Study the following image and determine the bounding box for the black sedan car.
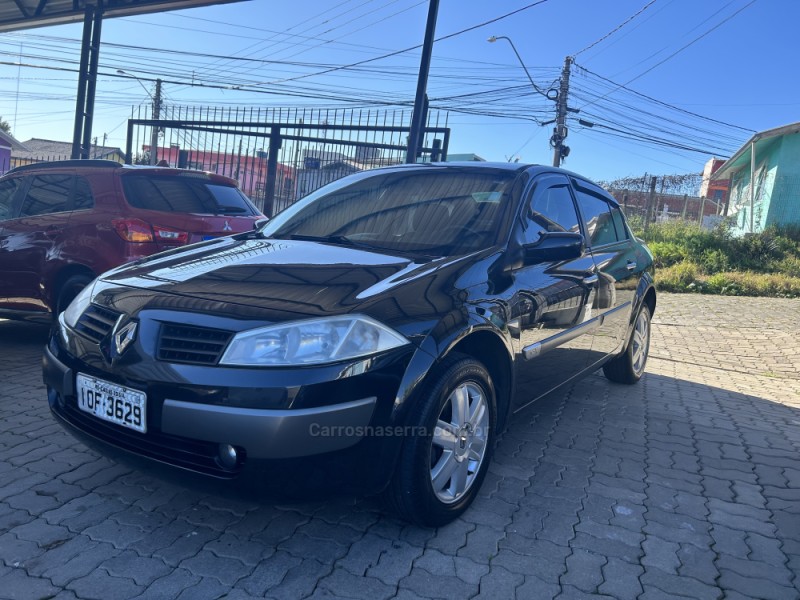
[44,162,655,526]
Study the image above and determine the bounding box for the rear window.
[121,175,256,216]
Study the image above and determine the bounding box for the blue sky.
[0,0,797,181]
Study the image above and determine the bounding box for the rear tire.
[386,354,496,527]
[603,304,651,384]
[55,274,93,317]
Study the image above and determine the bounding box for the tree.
[0,117,10,135]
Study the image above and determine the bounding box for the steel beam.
[71,5,94,159]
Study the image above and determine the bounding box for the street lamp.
[487,36,551,99]
[116,69,162,165]
[116,69,151,98]
[488,36,573,167]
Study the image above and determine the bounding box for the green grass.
[637,222,800,297]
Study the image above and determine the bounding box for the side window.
[575,189,617,247]
[20,174,72,218]
[74,176,95,210]
[525,184,580,243]
[610,207,628,241]
[0,178,22,222]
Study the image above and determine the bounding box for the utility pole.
[644,175,657,232]
[150,78,162,165]
[406,0,439,164]
[551,56,572,167]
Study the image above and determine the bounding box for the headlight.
[63,280,96,329]
[219,315,409,366]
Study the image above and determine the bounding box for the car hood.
[95,236,487,326]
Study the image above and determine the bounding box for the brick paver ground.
[1,292,799,599]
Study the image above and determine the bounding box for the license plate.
[202,235,218,241]
[76,373,147,433]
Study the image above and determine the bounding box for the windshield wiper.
[262,232,438,261]
[268,233,387,252]
[284,233,369,247]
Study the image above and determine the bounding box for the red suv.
[0,160,263,321]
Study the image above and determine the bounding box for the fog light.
[218,443,238,469]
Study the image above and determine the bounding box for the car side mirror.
[523,232,585,264]
[253,218,268,230]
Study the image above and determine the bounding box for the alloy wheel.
[631,308,650,376]
[429,381,490,504]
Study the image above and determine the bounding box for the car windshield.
[260,167,520,256]
[122,175,257,216]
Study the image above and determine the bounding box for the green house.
[712,122,800,234]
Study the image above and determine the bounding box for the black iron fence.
[125,106,451,216]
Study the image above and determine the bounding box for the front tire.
[387,355,496,527]
[603,303,651,384]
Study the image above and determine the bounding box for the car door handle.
[626,261,637,271]
[583,274,598,285]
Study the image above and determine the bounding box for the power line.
[580,0,678,63]
[623,0,756,86]
[575,0,757,111]
[607,0,737,78]
[573,0,659,57]
[271,1,428,63]
[249,0,553,87]
[573,63,754,133]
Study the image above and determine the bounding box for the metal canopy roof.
[711,121,800,181]
[0,0,247,32]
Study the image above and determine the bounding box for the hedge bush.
[636,222,800,297]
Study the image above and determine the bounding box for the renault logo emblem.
[113,320,138,355]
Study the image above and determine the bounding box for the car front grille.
[75,304,121,342]
[157,323,233,365]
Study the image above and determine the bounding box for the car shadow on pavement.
[3,314,799,520]
[2,315,800,598]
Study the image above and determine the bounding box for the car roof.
[366,162,612,197]
[370,161,600,183]
[5,160,239,187]
[387,161,532,173]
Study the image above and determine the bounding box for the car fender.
[621,271,656,349]
[369,309,514,484]
[388,307,514,432]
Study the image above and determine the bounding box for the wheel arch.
[443,328,514,432]
[618,273,656,355]
[642,285,656,318]
[633,270,656,319]
[49,263,96,312]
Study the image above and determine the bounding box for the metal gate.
[125,106,451,216]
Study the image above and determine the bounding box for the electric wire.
[575,0,758,111]
[573,0,659,57]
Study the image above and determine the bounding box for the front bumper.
[44,342,392,479]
